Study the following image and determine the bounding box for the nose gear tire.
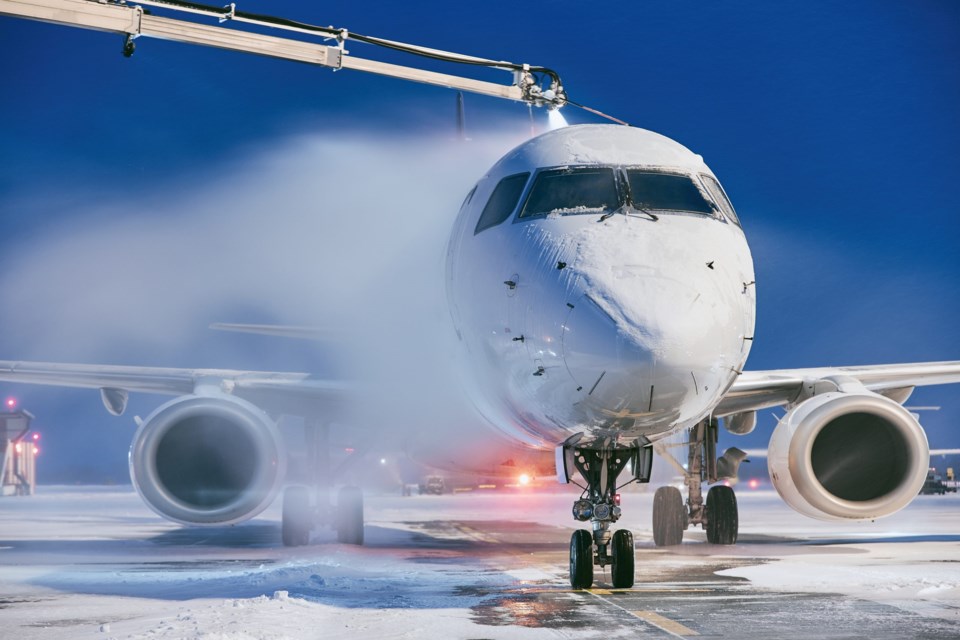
[611,528,635,588]
[569,529,594,589]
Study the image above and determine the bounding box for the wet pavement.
[411,517,960,639]
[1,487,959,638]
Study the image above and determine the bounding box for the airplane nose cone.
[561,294,659,428]
[562,272,735,431]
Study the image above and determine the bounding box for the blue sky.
[1,1,958,483]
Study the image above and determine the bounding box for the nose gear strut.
[557,434,652,588]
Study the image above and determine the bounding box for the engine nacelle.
[768,386,928,521]
[129,394,286,526]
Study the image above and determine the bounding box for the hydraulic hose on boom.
[1,0,578,111]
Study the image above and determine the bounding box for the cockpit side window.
[700,174,741,227]
[460,185,477,211]
[519,167,619,218]
[474,173,530,234]
[625,171,715,215]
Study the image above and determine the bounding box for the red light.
[614,493,621,506]
[748,478,760,490]
[32,433,40,441]
[5,398,15,409]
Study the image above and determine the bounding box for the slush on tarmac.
[0,485,958,639]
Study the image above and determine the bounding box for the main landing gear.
[651,418,746,547]
[281,420,365,547]
[557,435,652,589]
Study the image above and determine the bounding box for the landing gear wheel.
[281,485,312,547]
[705,485,738,545]
[652,486,685,547]
[336,486,364,545]
[610,529,635,588]
[569,529,594,589]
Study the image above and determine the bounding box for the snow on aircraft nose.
[558,221,742,433]
[561,278,724,431]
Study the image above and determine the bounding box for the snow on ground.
[0,486,572,640]
[1,485,959,638]
[723,491,960,621]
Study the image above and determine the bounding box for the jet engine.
[129,394,286,525]
[767,381,928,521]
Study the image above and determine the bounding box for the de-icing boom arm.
[0,0,569,109]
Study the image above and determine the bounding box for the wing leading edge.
[716,360,960,417]
[0,360,348,417]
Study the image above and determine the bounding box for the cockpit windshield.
[519,167,619,218]
[625,171,715,215]
[700,174,741,226]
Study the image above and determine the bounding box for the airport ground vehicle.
[420,476,446,495]
[920,468,955,495]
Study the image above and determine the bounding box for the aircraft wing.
[208,323,334,340]
[715,361,960,417]
[0,360,349,417]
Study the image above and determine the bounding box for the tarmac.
[0,485,958,639]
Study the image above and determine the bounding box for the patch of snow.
[3,488,959,636]
[546,205,606,216]
[492,125,711,178]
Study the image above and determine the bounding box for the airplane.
[0,123,958,591]
[2,0,959,591]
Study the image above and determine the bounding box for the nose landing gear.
[558,435,652,589]
[561,419,744,586]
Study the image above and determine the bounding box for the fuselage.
[446,124,756,448]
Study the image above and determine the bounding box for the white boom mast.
[0,0,567,108]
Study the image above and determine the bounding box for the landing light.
[593,503,612,520]
[572,498,593,521]
[518,473,531,486]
